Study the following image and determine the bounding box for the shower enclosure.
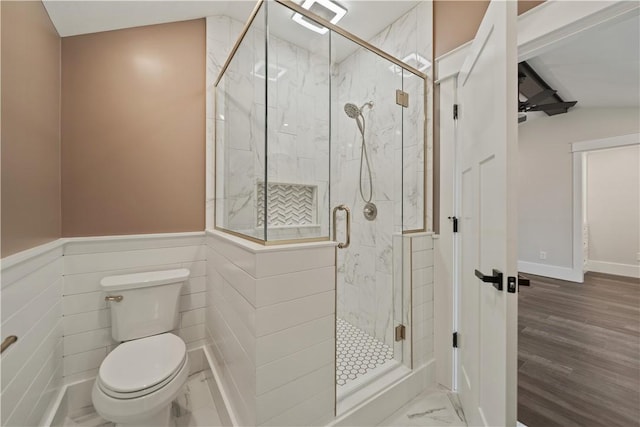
[214,0,428,413]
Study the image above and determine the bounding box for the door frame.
[434,0,640,391]
[572,133,640,279]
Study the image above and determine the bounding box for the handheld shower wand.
[344,101,377,221]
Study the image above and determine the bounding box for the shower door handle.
[332,205,351,249]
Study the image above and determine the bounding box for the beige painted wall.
[434,0,544,58]
[518,108,640,269]
[1,1,61,257]
[61,19,206,237]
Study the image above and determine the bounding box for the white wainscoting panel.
[61,233,207,381]
[206,230,336,426]
[2,232,209,426]
[410,234,435,367]
[1,242,64,427]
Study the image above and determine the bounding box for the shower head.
[344,101,374,119]
[344,103,361,119]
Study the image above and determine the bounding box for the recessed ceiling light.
[389,53,431,75]
[292,0,347,35]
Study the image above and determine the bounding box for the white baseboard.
[586,260,640,279]
[518,261,583,283]
[40,385,67,427]
[202,344,237,427]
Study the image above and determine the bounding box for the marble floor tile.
[64,372,221,427]
[175,372,222,427]
[377,387,467,427]
[63,412,112,427]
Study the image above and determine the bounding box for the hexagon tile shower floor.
[336,318,394,386]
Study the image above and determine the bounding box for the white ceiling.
[528,12,640,109]
[43,0,420,59]
[43,1,256,37]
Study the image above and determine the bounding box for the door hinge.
[396,90,409,108]
[453,104,459,120]
[453,332,458,348]
[448,216,458,233]
[395,324,406,341]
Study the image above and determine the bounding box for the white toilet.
[92,269,191,427]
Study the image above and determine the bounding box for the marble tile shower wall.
[216,19,264,234]
[264,34,330,239]
[211,11,330,238]
[334,3,432,346]
[207,16,243,231]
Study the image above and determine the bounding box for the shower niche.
[213,0,430,415]
[256,181,320,240]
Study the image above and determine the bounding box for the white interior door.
[455,1,518,426]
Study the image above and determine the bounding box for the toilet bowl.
[92,269,191,427]
[92,333,190,426]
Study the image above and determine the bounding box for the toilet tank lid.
[100,268,190,291]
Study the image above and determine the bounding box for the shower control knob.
[363,202,377,221]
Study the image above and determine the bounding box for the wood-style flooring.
[518,272,640,427]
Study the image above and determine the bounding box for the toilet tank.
[100,269,190,342]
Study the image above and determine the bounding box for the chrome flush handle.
[105,295,124,302]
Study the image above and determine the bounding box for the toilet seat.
[97,333,186,399]
[92,349,190,425]
[97,355,186,399]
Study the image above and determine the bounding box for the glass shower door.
[330,30,410,407]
